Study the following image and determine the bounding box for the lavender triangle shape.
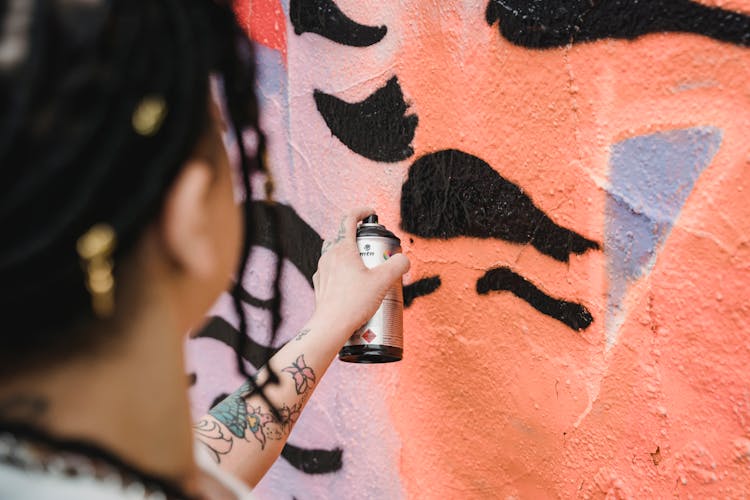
[605,126,723,347]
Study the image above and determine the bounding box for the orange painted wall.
[189,1,750,497]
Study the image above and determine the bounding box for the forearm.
[193,313,348,487]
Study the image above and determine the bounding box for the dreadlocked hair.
[0,0,285,424]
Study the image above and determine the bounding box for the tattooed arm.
[194,316,347,487]
[194,208,410,488]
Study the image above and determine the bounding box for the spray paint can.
[339,214,403,363]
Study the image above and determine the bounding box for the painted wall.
[187,0,750,497]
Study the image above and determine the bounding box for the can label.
[345,236,403,349]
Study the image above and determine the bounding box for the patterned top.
[0,434,254,500]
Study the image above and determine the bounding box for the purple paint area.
[254,44,295,182]
[605,126,723,345]
[256,44,287,97]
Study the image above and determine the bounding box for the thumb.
[372,253,410,291]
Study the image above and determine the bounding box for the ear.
[160,159,216,279]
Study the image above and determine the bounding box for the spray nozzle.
[363,214,379,225]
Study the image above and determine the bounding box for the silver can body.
[344,235,403,350]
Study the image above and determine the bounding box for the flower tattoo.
[282,355,316,395]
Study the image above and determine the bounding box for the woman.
[0,0,409,498]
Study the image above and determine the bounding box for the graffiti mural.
[187,0,750,497]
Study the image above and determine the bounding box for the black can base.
[338,345,402,364]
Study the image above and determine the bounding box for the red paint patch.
[233,0,287,60]
[362,329,376,343]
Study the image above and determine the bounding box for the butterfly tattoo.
[282,355,317,395]
[209,382,275,449]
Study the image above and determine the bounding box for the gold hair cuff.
[77,224,117,318]
[132,95,167,137]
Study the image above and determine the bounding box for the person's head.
[0,0,263,375]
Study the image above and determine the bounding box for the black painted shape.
[290,0,387,46]
[281,442,343,474]
[210,392,230,410]
[400,150,598,262]
[314,77,418,163]
[235,282,273,310]
[477,266,592,331]
[248,201,322,286]
[194,316,280,368]
[485,0,750,49]
[403,276,441,308]
[187,373,197,386]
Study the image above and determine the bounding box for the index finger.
[339,206,375,241]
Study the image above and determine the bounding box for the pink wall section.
[187,0,750,497]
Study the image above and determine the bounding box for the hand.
[312,207,410,339]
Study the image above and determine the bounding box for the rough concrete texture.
[186,0,750,497]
